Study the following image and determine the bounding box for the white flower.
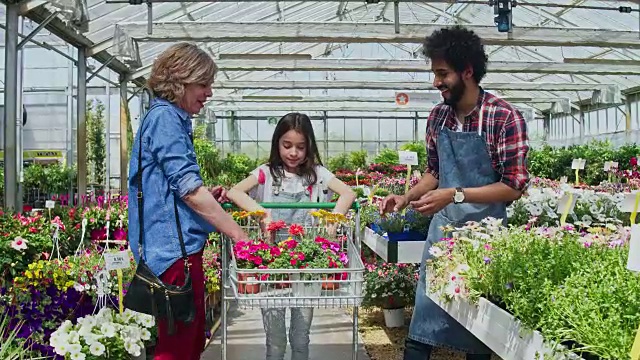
[89,342,106,357]
[428,246,444,258]
[54,342,70,356]
[10,236,28,251]
[100,323,116,338]
[124,340,142,357]
[138,314,155,328]
[67,331,80,344]
[140,328,151,341]
[67,343,82,354]
[70,352,86,360]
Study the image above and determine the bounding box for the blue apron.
[408,100,507,354]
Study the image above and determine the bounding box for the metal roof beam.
[129,58,640,78]
[213,80,618,93]
[207,102,539,120]
[113,21,640,49]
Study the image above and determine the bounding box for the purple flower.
[483,257,491,264]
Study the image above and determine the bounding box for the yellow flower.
[249,210,266,218]
[25,271,33,279]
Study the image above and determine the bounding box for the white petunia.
[100,323,116,338]
[124,340,142,357]
[67,343,82,354]
[54,342,70,356]
[89,342,106,356]
[70,352,86,360]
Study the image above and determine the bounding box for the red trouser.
[154,251,205,360]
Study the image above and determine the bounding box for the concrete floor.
[202,306,370,360]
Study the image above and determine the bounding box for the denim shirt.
[128,97,214,276]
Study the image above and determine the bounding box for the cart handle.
[222,202,359,210]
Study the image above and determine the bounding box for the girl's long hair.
[268,112,323,185]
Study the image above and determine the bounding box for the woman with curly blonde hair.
[127,42,248,360]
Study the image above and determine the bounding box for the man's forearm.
[462,182,523,204]
[183,186,246,241]
[404,172,439,202]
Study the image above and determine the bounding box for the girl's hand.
[209,186,228,203]
[325,223,338,239]
[259,213,276,243]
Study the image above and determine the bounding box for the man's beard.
[440,79,465,106]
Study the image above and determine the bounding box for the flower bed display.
[426,218,638,360]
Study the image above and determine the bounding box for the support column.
[77,47,88,204]
[119,77,129,195]
[3,2,19,211]
[16,16,24,212]
[105,81,111,194]
[323,111,329,161]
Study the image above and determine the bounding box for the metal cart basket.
[220,202,364,360]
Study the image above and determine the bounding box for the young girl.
[227,112,356,360]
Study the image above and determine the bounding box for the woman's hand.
[259,213,276,244]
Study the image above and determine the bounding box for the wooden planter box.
[427,292,583,360]
[361,227,424,264]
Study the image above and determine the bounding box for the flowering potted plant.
[49,307,156,359]
[362,262,418,328]
[377,208,431,242]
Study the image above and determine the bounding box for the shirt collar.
[151,97,191,123]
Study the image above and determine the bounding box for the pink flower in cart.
[270,247,282,257]
[339,253,349,265]
[236,249,250,260]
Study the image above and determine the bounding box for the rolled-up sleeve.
[425,111,439,179]
[146,108,203,198]
[498,110,530,191]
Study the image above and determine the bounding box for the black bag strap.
[137,102,189,264]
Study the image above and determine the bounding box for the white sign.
[571,158,586,170]
[628,224,640,272]
[104,251,131,271]
[45,200,55,209]
[556,193,578,214]
[604,161,619,171]
[398,151,419,166]
[620,192,640,213]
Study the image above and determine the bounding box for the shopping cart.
[220,202,364,360]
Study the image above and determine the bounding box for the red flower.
[631,157,638,167]
[288,224,304,236]
[267,220,287,232]
[257,169,266,185]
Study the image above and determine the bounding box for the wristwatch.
[453,187,465,204]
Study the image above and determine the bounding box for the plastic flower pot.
[382,308,405,328]
[386,230,425,242]
[237,273,261,294]
[291,274,322,298]
[321,274,340,291]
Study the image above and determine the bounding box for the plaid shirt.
[425,89,530,191]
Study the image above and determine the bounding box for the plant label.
[556,193,577,214]
[627,225,640,272]
[398,151,418,166]
[571,158,586,170]
[620,192,640,213]
[604,161,612,171]
[104,251,130,271]
[45,200,55,209]
[559,176,568,184]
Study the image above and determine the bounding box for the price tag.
[627,225,640,272]
[398,151,418,166]
[556,193,577,215]
[571,158,586,170]
[104,251,130,271]
[45,200,55,209]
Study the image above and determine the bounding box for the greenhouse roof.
[14,0,640,114]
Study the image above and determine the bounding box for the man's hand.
[410,188,455,215]
[209,186,228,203]
[379,194,408,214]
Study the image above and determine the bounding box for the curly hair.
[146,42,218,103]
[422,25,488,84]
